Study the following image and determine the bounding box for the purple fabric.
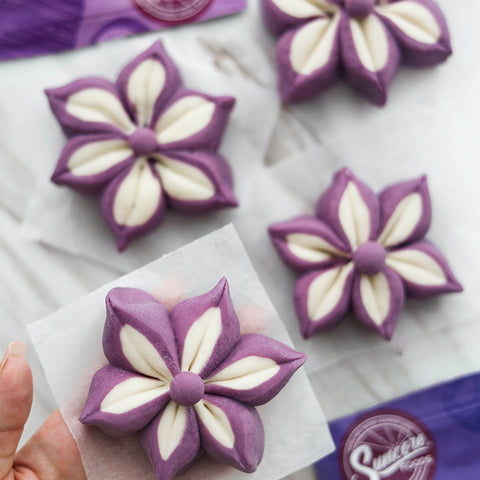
[0,0,246,61]
[315,372,480,480]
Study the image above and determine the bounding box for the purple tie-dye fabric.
[0,0,245,61]
[316,373,480,480]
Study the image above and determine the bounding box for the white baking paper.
[13,21,278,268]
[234,142,480,402]
[28,225,334,480]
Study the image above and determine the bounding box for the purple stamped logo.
[340,410,436,480]
[134,0,212,22]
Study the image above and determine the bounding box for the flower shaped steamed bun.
[269,169,462,339]
[261,0,452,105]
[80,278,306,480]
[47,41,237,251]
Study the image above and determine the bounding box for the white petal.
[386,249,446,286]
[378,193,423,247]
[350,15,389,72]
[127,59,166,127]
[101,376,169,414]
[271,0,337,17]
[195,399,234,449]
[307,263,354,320]
[359,272,390,326]
[181,307,222,374]
[155,96,215,144]
[68,139,132,176]
[66,88,135,133]
[286,232,344,263]
[113,159,162,227]
[290,14,340,75]
[338,182,371,249]
[154,155,215,201]
[376,1,440,44]
[205,357,280,391]
[120,324,172,380]
[157,402,188,460]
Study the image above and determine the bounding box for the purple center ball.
[344,0,375,18]
[128,128,158,157]
[169,372,205,406]
[352,241,386,275]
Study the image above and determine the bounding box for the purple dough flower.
[269,168,462,340]
[80,278,306,480]
[46,40,237,251]
[261,0,452,105]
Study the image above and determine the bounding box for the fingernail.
[0,341,27,373]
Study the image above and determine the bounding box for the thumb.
[0,341,32,478]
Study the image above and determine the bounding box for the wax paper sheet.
[28,225,334,480]
[18,27,278,269]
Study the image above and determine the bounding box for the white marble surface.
[0,1,479,480]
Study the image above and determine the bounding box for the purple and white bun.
[261,0,452,105]
[80,278,306,480]
[269,169,462,340]
[47,41,237,251]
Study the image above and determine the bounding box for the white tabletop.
[0,2,479,480]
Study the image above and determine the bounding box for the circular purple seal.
[134,0,212,22]
[340,410,436,480]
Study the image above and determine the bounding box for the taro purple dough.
[261,0,452,105]
[269,168,462,340]
[46,40,237,251]
[80,278,306,480]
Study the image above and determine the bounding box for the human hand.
[0,341,86,480]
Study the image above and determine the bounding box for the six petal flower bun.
[46,41,237,251]
[80,278,306,480]
[269,168,462,339]
[261,0,452,105]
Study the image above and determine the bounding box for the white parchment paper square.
[233,143,480,418]
[28,225,334,480]
[18,26,279,270]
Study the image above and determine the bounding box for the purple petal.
[294,263,355,338]
[170,278,241,379]
[103,287,179,377]
[79,365,170,436]
[276,14,341,103]
[154,90,235,151]
[204,333,305,406]
[117,40,181,128]
[261,0,333,36]
[51,134,135,193]
[141,403,200,480]
[100,159,167,251]
[152,151,237,213]
[316,168,380,251]
[352,267,405,340]
[377,175,431,248]
[340,12,400,105]
[386,240,463,299]
[195,394,264,473]
[45,78,135,137]
[269,215,348,271]
[376,0,452,66]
